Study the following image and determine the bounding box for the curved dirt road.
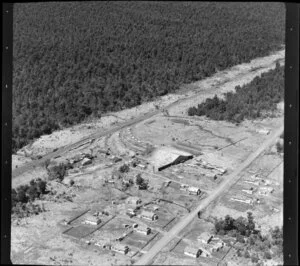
[134,125,284,265]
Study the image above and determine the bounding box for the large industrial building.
[148,146,193,171]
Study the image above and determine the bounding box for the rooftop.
[149,146,193,169]
[184,246,200,254]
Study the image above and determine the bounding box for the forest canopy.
[13,2,285,152]
[187,63,284,123]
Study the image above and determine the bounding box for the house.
[111,244,129,255]
[209,241,224,252]
[242,189,253,195]
[126,208,136,218]
[198,232,213,244]
[140,210,158,221]
[244,180,260,186]
[164,180,171,187]
[84,214,101,225]
[262,179,273,186]
[69,154,83,164]
[214,167,227,174]
[258,186,274,195]
[188,186,201,195]
[256,128,270,135]
[184,246,202,258]
[199,247,211,257]
[230,197,253,205]
[81,158,92,166]
[126,196,142,206]
[135,225,151,235]
[180,184,189,190]
[112,157,122,163]
[151,205,159,211]
[137,164,147,169]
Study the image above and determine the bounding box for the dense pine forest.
[13,2,285,152]
[187,63,284,123]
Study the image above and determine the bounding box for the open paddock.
[91,216,132,241]
[63,224,98,239]
[123,230,159,251]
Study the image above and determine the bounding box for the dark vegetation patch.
[214,213,283,261]
[13,2,285,152]
[188,64,284,123]
[12,178,48,218]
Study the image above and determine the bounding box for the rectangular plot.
[63,225,96,239]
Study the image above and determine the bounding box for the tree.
[119,164,129,173]
[135,173,144,186]
[47,163,66,181]
[234,216,247,235]
[251,253,259,263]
[236,233,245,243]
[27,185,39,201]
[264,251,272,259]
[16,189,28,203]
[237,249,243,257]
[224,215,235,231]
[249,235,256,245]
[244,250,250,258]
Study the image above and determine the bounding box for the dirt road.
[134,125,284,265]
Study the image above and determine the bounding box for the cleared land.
[11,51,284,266]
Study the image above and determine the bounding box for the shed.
[184,246,201,258]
